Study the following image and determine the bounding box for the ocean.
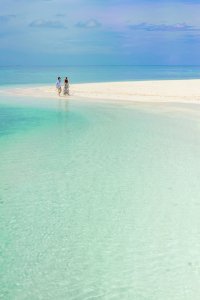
[1,66,200,300]
[1,65,200,86]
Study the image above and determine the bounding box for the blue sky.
[0,0,200,65]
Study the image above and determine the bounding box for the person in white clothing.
[56,77,62,96]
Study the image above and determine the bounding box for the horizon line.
[1,64,200,67]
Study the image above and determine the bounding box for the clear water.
[1,67,200,299]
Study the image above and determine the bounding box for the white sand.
[1,79,200,103]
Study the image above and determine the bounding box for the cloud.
[0,14,16,22]
[128,22,199,32]
[29,19,66,29]
[76,19,101,29]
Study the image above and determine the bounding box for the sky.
[0,0,200,65]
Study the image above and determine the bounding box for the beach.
[2,79,200,104]
[1,69,200,299]
[2,0,200,297]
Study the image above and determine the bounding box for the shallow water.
[1,96,200,299]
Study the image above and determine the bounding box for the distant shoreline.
[1,79,200,104]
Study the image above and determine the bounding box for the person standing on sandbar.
[56,77,62,96]
[63,77,69,96]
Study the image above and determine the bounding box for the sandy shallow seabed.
[1,79,200,104]
[2,80,200,300]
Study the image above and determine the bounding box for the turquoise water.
[1,92,200,299]
[1,66,200,299]
[1,65,200,86]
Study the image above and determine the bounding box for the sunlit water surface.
[1,94,200,300]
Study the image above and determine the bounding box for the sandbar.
[1,79,200,104]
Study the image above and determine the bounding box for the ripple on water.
[1,101,200,299]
